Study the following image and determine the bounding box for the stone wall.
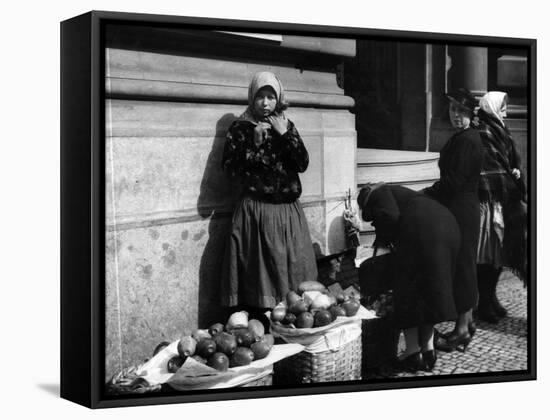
[104,27,356,380]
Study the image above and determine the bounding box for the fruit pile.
[159,312,275,373]
[270,281,361,329]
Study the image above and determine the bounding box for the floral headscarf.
[239,71,287,123]
[479,91,508,126]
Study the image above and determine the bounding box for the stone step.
[357,148,440,187]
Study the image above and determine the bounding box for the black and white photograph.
[0,1,539,417]
[94,14,534,403]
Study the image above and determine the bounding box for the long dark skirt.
[477,200,504,267]
[391,195,460,329]
[220,196,318,308]
[448,192,480,313]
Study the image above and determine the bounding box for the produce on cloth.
[260,334,275,348]
[232,328,256,348]
[298,280,327,293]
[191,329,212,342]
[167,356,185,373]
[310,294,332,311]
[314,309,333,327]
[208,323,225,336]
[165,312,274,374]
[295,311,314,328]
[270,303,287,322]
[230,347,255,367]
[250,341,270,360]
[282,313,297,326]
[329,305,347,319]
[214,331,238,355]
[191,355,207,364]
[289,299,309,315]
[247,319,265,338]
[286,290,302,306]
[226,311,249,331]
[341,300,360,316]
[110,311,284,393]
[269,285,362,330]
[196,338,217,359]
[207,352,229,372]
[177,336,197,358]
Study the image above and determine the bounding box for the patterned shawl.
[477,109,525,203]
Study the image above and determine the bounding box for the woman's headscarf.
[357,182,385,221]
[239,71,287,123]
[479,91,508,127]
[357,183,400,246]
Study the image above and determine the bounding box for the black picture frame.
[61,10,536,409]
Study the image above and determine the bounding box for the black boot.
[490,267,507,318]
[476,265,499,324]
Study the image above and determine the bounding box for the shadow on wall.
[196,113,240,328]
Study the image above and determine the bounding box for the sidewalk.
[378,271,528,378]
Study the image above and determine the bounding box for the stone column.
[448,46,488,97]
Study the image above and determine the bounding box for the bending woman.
[220,71,318,323]
[476,91,527,323]
[424,88,483,352]
[358,183,460,372]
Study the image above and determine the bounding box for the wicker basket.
[274,335,362,384]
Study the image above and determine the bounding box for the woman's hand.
[512,168,521,180]
[253,122,271,147]
[267,114,289,136]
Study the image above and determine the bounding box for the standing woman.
[424,88,483,352]
[476,91,527,323]
[220,71,318,323]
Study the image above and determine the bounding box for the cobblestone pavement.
[372,271,528,378]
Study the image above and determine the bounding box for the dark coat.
[360,184,460,328]
[424,127,483,312]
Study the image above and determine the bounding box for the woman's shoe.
[435,322,475,340]
[421,350,437,372]
[434,327,448,339]
[394,352,423,373]
[435,332,472,353]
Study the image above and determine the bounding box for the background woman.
[220,71,318,326]
[358,183,460,372]
[424,88,483,352]
[476,91,527,323]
